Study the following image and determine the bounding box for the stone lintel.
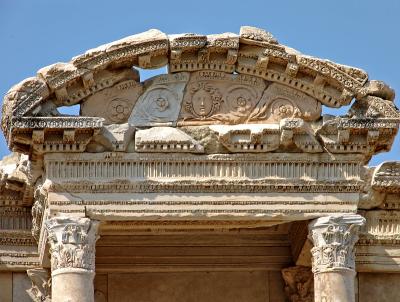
[46,191,359,222]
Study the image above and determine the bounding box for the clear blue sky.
[0,0,398,166]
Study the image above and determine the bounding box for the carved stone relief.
[45,217,99,272]
[308,215,365,273]
[0,27,399,294]
[178,71,266,124]
[248,83,321,123]
[129,73,189,126]
[81,78,143,124]
[372,161,400,193]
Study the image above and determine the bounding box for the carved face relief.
[178,71,265,124]
[184,82,222,119]
[192,89,213,117]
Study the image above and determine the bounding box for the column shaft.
[308,214,365,302]
[46,216,99,302]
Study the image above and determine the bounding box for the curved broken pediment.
[1,26,399,160]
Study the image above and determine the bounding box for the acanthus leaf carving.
[308,214,365,273]
[45,217,99,272]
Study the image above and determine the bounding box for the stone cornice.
[372,161,400,193]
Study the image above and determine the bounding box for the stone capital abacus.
[308,214,365,274]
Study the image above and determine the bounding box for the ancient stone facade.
[0,26,399,302]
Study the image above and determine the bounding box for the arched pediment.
[2,26,399,159]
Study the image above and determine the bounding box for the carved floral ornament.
[45,217,99,273]
[2,26,399,156]
[308,215,365,273]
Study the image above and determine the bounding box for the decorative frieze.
[372,161,400,193]
[44,153,363,183]
[308,214,365,273]
[356,210,400,272]
[359,210,400,242]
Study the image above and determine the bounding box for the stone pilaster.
[308,214,365,302]
[45,216,99,302]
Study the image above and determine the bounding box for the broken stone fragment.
[209,124,280,152]
[239,26,278,44]
[135,127,204,153]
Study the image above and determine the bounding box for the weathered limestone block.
[372,161,400,193]
[135,127,204,153]
[282,266,314,302]
[66,68,140,107]
[86,123,135,152]
[45,216,99,302]
[239,26,278,45]
[209,124,280,152]
[180,126,227,153]
[169,32,239,73]
[349,95,400,119]
[280,118,323,152]
[81,77,143,124]
[248,83,321,123]
[72,29,169,70]
[356,80,395,102]
[356,210,400,272]
[26,268,51,302]
[129,73,189,126]
[2,77,50,136]
[37,62,88,92]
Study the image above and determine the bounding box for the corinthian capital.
[45,216,99,273]
[308,214,365,273]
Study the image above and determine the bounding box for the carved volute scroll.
[45,217,99,273]
[308,215,365,273]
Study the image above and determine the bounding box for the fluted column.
[45,216,99,302]
[308,214,365,302]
